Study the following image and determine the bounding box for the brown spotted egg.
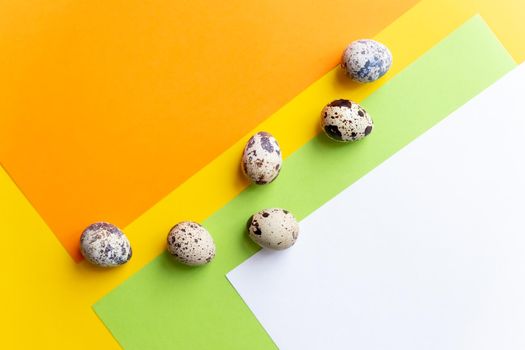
[242,131,282,185]
[167,221,216,266]
[247,208,299,250]
[321,99,373,142]
[80,222,132,267]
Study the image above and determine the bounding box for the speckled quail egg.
[242,131,282,185]
[247,208,299,250]
[342,39,392,83]
[321,99,373,142]
[80,222,132,267]
[167,221,216,266]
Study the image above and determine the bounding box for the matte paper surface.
[107,0,525,298]
[0,0,419,260]
[2,0,525,261]
[94,17,516,350]
[6,2,524,348]
[227,63,525,350]
[2,1,525,349]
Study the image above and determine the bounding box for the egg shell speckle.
[167,221,216,266]
[342,39,392,83]
[242,131,282,185]
[80,222,132,267]
[321,99,373,142]
[247,208,299,250]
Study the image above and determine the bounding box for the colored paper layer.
[3,0,525,262]
[0,0,419,260]
[108,0,525,288]
[3,0,525,348]
[226,63,525,350]
[4,2,506,348]
[0,166,121,349]
[93,16,516,350]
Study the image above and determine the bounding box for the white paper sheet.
[227,64,525,350]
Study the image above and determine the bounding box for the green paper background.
[94,16,516,350]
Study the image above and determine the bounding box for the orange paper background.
[0,0,419,260]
